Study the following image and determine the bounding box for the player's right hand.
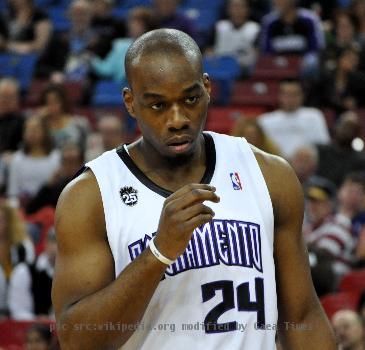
[154,184,220,261]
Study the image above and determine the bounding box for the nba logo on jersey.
[230,172,242,190]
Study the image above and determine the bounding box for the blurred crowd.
[0,0,365,349]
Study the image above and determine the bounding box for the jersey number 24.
[201,278,265,333]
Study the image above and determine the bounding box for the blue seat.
[34,0,67,9]
[0,53,38,91]
[114,0,152,7]
[182,0,224,10]
[203,56,241,105]
[112,6,130,20]
[47,7,71,32]
[203,56,241,81]
[92,80,124,107]
[112,0,152,18]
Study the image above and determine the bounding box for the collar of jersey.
[116,132,216,198]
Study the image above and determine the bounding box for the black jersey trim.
[72,165,88,180]
[116,133,216,198]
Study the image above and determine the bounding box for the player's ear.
[203,73,211,101]
[123,87,136,118]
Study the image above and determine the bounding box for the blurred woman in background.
[25,324,54,350]
[39,84,89,149]
[0,200,34,317]
[90,6,158,82]
[230,116,281,155]
[7,115,60,206]
[0,0,52,54]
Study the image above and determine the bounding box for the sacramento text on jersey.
[128,219,263,276]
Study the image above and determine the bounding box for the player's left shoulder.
[250,145,304,214]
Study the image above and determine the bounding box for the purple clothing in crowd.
[260,8,324,55]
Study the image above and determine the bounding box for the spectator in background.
[62,0,95,81]
[88,0,126,58]
[258,78,330,158]
[7,115,60,207]
[0,78,24,154]
[36,0,95,80]
[332,310,365,350]
[303,177,355,280]
[312,45,365,112]
[289,145,318,186]
[350,0,365,46]
[153,0,200,46]
[86,115,126,161]
[90,6,157,82]
[208,0,260,76]
[260,0,324,77]
[321,10,361,72]
[26,143,84,215]
[24,324,53,350]
[9,227,56,320]
[337,172,365,240]
[0,201,34,317]
[316,112,365,187]
[230,117,281,155]
[0,0,52,54]
[38,84,89,149]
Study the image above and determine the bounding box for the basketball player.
[52,29,336,349]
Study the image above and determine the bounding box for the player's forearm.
[57,249,167,349]
[278,305,337,350]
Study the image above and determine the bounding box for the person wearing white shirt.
[258,79,330,158]
[213,0,260,72]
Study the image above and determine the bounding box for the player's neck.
[130,135,207,191]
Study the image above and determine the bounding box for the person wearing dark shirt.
[87,0,126,58]
[311,46,365,112]
[26,142,84,215]
[316,112,365,187]
[260,0,324,77]
[0,0,52,54]
[153,0,201,46]
[260,0,324,55]
[0,78,24,153]
[320,11,362,73]
[36,0,95,79]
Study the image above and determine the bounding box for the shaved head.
[125,29,203,87]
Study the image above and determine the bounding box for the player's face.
[124,54,211,160]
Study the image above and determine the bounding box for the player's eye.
[185,96,200,105]
[151,102,165,110]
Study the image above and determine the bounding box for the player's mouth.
[166,136,193,153]
[168,141,191,153]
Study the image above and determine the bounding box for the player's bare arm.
[52,169,219,349]
[254,147,337,349]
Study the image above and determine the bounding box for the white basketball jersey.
[86,131,278,350]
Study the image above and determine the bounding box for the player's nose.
[167,103,190,130]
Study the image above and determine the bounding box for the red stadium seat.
[206,106,267,134]
[320,291,361,320]
[231,80,279,108]
[253,55,301,80]
[25,80,84,107]
[321,108,335,131]
[0,319,55,348]
[24,79,48,107]
[338,268,365,294]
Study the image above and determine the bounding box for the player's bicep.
[52,171,115,317]
[271,161,318,322]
